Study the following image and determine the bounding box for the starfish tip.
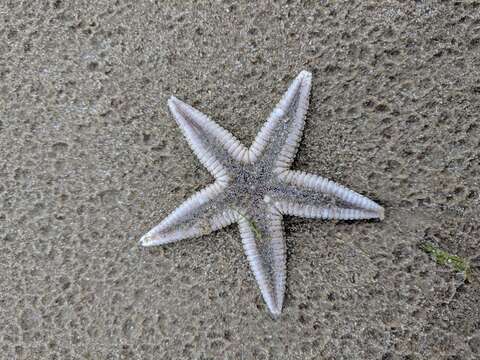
[269,305,282,319]
[139,233,155,247]
[299,70,312,79]
[272,310,281,318]
[378,206,385,221]
[168,96,179,107]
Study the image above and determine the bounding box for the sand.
[1,1,479,359]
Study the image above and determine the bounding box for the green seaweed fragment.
[231,206,263,240]
[420,243,472,282]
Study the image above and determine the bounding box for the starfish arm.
[248,70,311,166]
[272,170,384,220]
[237,206,286,317]
[140,182,237,246]
[168,97,250,180]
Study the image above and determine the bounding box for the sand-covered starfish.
[140,71,384,316]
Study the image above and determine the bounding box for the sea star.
[140,71,384,316]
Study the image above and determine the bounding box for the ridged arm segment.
[237,206,286,317]
[168,96,250,182]
[140,183,238,246]
[248,71,312,166]
[272,170,384,220]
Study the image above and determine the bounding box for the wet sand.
[1,1,479,359]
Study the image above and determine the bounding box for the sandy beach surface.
[1,1,479,359]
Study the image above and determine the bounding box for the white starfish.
[140,71,384,317]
